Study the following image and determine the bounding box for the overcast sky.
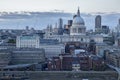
[0,0,120,13]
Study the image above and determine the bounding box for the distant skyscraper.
[58,18,63,29]
[116,19,120,34]
[95,15,101,33]
[26,26,29,31]
[68,20,73,26]
[58,18,63,35]
[119,19,120,25]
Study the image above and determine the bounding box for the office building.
[11,48,45,64]
[39,44,65,58]
[0,50,11,68]
[101,25,110,34]
[95,15,102,33]
[58,18,63,35]
[68,20,73,26]
[116,19,120,34]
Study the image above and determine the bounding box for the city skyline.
[0,0,120,13]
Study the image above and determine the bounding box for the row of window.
[20,45,37,48]
[72,28,85,33]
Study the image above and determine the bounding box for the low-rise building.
[47,52,105,71]
[95,43,108,57]
[0,50,11,68]
[105,49,120,68]
[11,48,45,64]
[91,56,105,71]
[115,37,120,47]
[16,35,40,48]
[0,43,16,49]
[39,44,65,58]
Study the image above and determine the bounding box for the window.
[73,28,76,33]
[81,38,83,41]
[78,28,81,33]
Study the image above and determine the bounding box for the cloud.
[0,12,119,30]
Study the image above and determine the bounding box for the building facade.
[95,15,101,33]
[11,48,45,64]
[58,18,63,35]
[0,50,11,68]
[70,8,86,36]
[106,50,120,68]
[45,8,104,44]
[16,35,40,48]
[39,44,65,58]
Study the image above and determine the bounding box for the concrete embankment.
[0,71,118,80]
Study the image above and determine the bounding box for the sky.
[0,0,120,13]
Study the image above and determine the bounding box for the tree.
[7,39,16,43]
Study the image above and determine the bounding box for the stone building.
[16,34,40,48]
[70,8,86,36]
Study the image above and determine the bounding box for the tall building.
[70,7,86,35]
[58,18,63,35]
[45,8,104,44]
[68,20,73,26]
[26,26,29,31]
[63,20,72,35]
[119,19,120,25]
[116,19,120,34]
[95,15,102,33]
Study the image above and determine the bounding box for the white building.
[46,35,90,43]
[16,35,40,48]
[16,35,65,58]
[16,8,104,58]
[70,8,86,36]
[45,8,104,44]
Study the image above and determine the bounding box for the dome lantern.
[77,7,80,17]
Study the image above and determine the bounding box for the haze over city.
[0,0,120,30]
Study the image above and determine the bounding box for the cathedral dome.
[70,7,86,36]
[72,8,85,25]
[73,16,85,25]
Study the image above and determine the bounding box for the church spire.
[77,7,80,17]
